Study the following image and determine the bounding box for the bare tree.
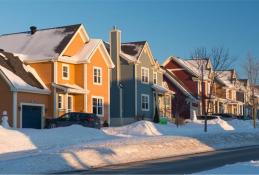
[172,89,188,127]
[244,53,259,128]
[190,47,234,132]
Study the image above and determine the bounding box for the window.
[207,83,210,95]
[141,94,149,111]
[93,67,102,85]
[62,64,69,80]
[153,72,157,84]
[58,95,63,109]
[141,67,149,84]
[92,97,103,116]
[68,95,73,112]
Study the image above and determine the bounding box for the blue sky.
[1,0,259,77]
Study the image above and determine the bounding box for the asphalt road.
[59,145,259,174]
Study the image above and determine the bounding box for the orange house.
[0,24,114,128]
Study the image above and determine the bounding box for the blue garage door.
[22,105,42,129]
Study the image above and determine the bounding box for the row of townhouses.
[0,24,257,128]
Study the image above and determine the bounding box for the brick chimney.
[110,26,121,84]
[30,26,37,35]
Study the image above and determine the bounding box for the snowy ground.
[1,117,259,173]
[199,160,259,174]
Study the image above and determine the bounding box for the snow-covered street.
[199,160,259,174]
[1,118,259,173]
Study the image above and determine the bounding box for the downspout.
[12,91,17,128]
[53,60,57,118]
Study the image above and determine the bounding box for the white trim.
[58,94,64,110]
[67,95,73,112]
[141,94,150,111]
[62,63,70,80]
[92,96,104,117]
[59,24,90,57]
[54,61,57,83]
[12,91,17,128]
[20,103,45,129]
[93,66,102,85]
[135,64,138,116]
[141,67,149,84]
[153,71,157,85]
[84,64,88,112]
[108,69,111,125]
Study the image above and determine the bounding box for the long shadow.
[0,125,118,174]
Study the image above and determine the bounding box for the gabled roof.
[0,51,49,94]
[58,39,114,68]
[0,24,82,61]
[163,56,212,80]
[162,67,197,101]
[104,41,146,62]
[215,69,237,88]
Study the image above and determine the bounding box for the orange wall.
[57,62,84,87]
[29,62,53,89]
[16,92,50,128]
[63,33,85,56]
[87,48,109,121]
[0,76,13,126]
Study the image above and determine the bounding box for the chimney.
[110,26,121,83]
[30,26,37,35]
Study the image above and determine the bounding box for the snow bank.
[0,125,112,155]
[1,118,259,173]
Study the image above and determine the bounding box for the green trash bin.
[159,117,168,125]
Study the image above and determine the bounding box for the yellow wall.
[63,33,85,56]
[57,62,84,87]
[87,48,109,121]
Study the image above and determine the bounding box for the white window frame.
[141,94,150,111]
[141,67,149,84]
[93,66,102,85]
[153,72,157,85]
[67,95,73,112]
[92,96,104,117]
[62,64,70,80]
[58,94,63,110]
[207,83,210,95]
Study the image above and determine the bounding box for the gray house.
[105,27,173,126]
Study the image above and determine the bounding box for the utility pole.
[252,88,256,128]
[201,64,207,132]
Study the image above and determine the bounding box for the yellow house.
[0,24,114,128]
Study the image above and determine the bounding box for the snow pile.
[192,116,235,131]
[102,121,162,137]
[0,125,112,155]
[103,117,235,138]
[1,118,259,173]
[199,160,259,174]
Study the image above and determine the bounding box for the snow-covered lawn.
[199,160,259,174]
[1,117,259,173]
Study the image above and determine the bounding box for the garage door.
[22,105,42,129]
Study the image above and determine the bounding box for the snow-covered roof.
[163,68,197,101]
[58,39,101,63]
[52,83,88,94]
[104,41,146,62]
[0,24,81,61]
[0,51,49,94]
[152,84,174,95]
[215,70,236,88]
[165,56,211,80]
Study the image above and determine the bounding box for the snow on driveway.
[1,118,259,173]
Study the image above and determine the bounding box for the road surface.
[59,145,259,174]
